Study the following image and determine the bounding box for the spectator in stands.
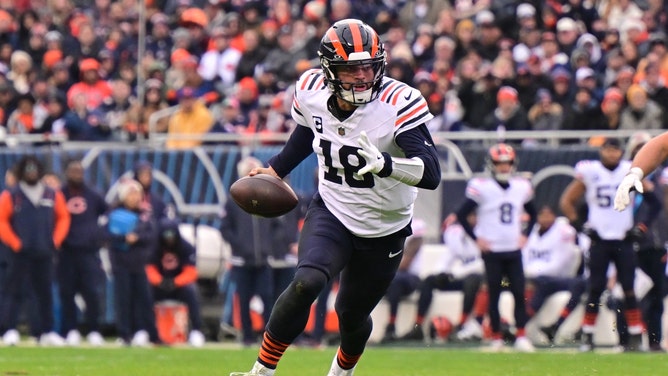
[483,86,530,133]
[235,28,269,82]
[458,66,502,131]
[261,24,308,89]
[577,33,605,72]
[620,84,664,131]
[58,159,108,346]
[145,12,173,63]
[474,11,503,62]
[234,76,260,130]
[0,156,70,346]
[603,48,628,87]
[614,66,636,94]
[574,66,604,103]
[97,79,134,141]
[220,156,279,345]
[562,87,604,133]
[146,218,206,347]
[513,63,540,112]
[538,32,569,75]
[598,87,625,131]
[67,58,112,111]
[453,19,475,63]
[527,88,564,131]
[638,61,668,121]
[165,86,214,149]
[126,79,169,138]
[381,219,427,343]
[104,178,160,346]
[199,25,242,97]
[556,18,581,56]
[6,93,44,135]
[68,22,105,64]
[7,50,32,95]
[48,62,74,97]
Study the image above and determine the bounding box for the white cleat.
[66,330,82,346]
[188,330,205,348]
[229,361,276,376]
[131,330,150,347]
[456,319,483,341]
[514,336,535,353]
[40,332,66,347]
[87,331,105,346]
[3,329,20,346]
[327,354,356,376]
[488,339,505,352]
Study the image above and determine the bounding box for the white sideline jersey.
[466,176,533,252]
[575,160,633,240]
[522,217,579,279]
[291,69,433,237]
[442,223,484,279]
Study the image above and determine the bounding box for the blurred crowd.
[0,0,667,146]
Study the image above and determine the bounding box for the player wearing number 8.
[560,137,645,352]
[455,143,537,352]
[231,18,441,376]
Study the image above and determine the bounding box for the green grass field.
[0,344,663,376]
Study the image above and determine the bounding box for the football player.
[456,143,537,352]
[231,19,441,376]
[561,138,648,351]
[521,205,581,341]
[398,212,485,343]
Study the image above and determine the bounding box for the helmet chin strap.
[339,86,373,105]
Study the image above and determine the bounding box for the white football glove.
[613,167,644,211]
[357,131,388,175]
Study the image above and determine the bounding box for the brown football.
[229,174,298,217]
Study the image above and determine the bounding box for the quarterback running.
[231,19,441,376]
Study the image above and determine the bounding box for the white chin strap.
[340,87,373,105]
[495,172,511,183]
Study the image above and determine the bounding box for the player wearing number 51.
[232,18,441,376]
[561,138,652,352]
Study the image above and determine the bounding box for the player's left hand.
[358,131,387,175]
[614,167,644,211]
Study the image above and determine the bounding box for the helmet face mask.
[487,143,516,183]
[318,19,386,105]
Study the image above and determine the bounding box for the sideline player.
[231,19,441,376]
[561,138,646,351]
[456,143,537,352]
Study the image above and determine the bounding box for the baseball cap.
[575,66,595,82]
[517,3,536,19]
[178,86,196,99]
[497,86,518,102]
[556,17,578,32]
[601,137,622,149]
[475,10,495,26]
[550,66,571,82]
[79,58,100,71]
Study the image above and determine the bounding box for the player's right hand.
[613,167,644,211]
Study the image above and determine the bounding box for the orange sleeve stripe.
[145,265,162,285]
[0,191,21,251]
[348,21,363,53]
[174,265,198,287]
[52,191,71,248]
[380,82,398,102]
[392,87,408,106]
[395,102,428,127]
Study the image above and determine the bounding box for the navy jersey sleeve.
[268,126,315,178]
[395,123,441,189]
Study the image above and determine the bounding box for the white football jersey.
[466,176,533,252]
[522,217,579,279]
[291,69,433,237]
[575,160,633,240]
[442,223,484,279]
